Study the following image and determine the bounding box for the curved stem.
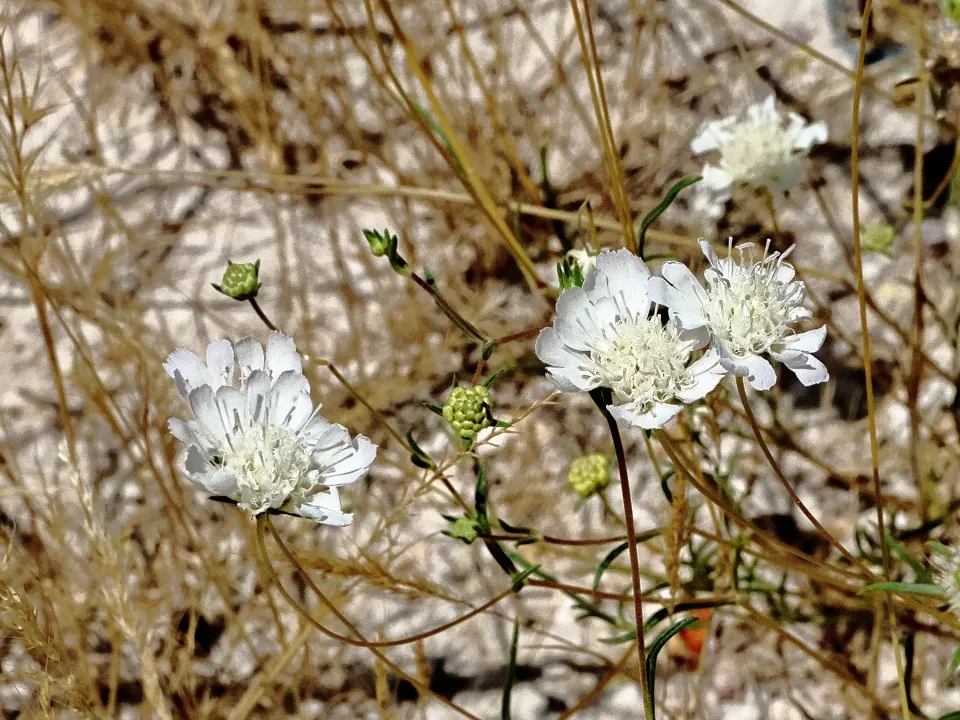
[256,515,513,649]
[247,297,278,331]
[590,391,654,720]
[735,376,873,577]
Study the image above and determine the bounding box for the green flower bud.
[442,385,492,446]
[568,454,611,499]
[860,223,895,254]
[213,260,261,300]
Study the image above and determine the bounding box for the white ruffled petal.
[701,163,734,192]
[608,401,682,429]
[269,370,312,428]
[188,385,228,442]
[317,433,377,487]
[676,349,727,402]
[164,349,213,399]
[234,337,265,381]
[648,262,708,330]
[691,119,732,154]
[776,326,827,354]
[244,370,271,423]
[593,249,651,319]
[719,350,777,391]
[774,350,829,386]
[265,332,302,378]
[205,339,234,389]
[215,386,247,435]
[791,120,828,151]
[292,488,354,526]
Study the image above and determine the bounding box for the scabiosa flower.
[650,239,827,391]
[934,547,960,619]
[164,332,377,524]
[535,249,726,429]
[691,95,827,215]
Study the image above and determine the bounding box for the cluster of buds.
[567,454,611,499]
[442,385,493,446]
[860,223,895,255]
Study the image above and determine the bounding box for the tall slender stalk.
[590,389,654,720]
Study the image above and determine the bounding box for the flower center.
[589,317,693,410]
[222,424,313,514]
[719,118,797,184]
[703,262,799,357]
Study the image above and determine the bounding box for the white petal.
[546,365,597,393]
[749,95,777,123]
[701,163,734,191]
[775,350,829,386]
[317,433,377,487]
[205,340,234,389]
[608,402,682,429]
[245,370,271,423]
[234,338,265,380]
[269,370,312,428]
[215,386,247,434]
[691,119,732,154]
[648,262,708,329]
[265,332,303,378]
[791,120,828,151]
[593,249,651,319]
[774,262,796,284]
[292,488,354,526]
[168,418,199,446]
[536,327,578,368]
[188,385,228,442]
[698,239,721,269]
[776,326,827,354]
[164,349,212,399]
[676,349,727,402]
[723,352,777,391]
[555,292,613,352]
[183,448,238,496]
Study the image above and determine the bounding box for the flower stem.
[247,297,278,332]
[734,376,873,577]
[590,390,654,720]
[410,271,488,343]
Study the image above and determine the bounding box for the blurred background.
[1,0,960,718]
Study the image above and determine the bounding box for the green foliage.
[557,254,585,291]
[362,228,408,273]
[636,176,701,258]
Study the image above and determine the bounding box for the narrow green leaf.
[406,429,435,469]
[861,582,944,597]
[928,541,954,558]
[599,630,636,645]
[475,464,490,532]
[593,530,665,590]
[636,176,702,258]
[484,367,509,389]
[945,646,960,678]
[646,617,700,715]
[937,713,960,720]
[423,402,445,416]
[501,618,521,720]
[594,542,629,590]
[482,339,499,360]
[511,564,540,591]
[887,535,934,584]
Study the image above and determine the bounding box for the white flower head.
[934,548,960,619]
[535,249,726,429]
[650,239,828,391]
[164,332,377,524]
[691,95,827,215]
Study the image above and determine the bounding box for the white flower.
[164,332,376,524]
[934,548,960,619]
[650,239,827,391]
[535,249,726,428]
[691,95,827,215]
